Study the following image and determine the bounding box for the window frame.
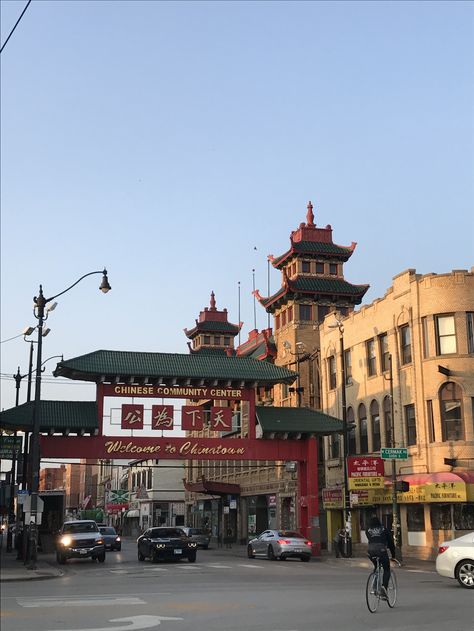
[378,333,390,373]
[405,404,417,446]
[439,381,464,441]
[328,355,337,390]
[366,338,377,376]
[370,400,381,452]
[467,312,474,354]
[435,314,457,355]
[299,304,312,321]
[358,403,368,454]
[399,324,412,365]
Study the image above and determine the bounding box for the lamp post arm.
[43,269,109,304]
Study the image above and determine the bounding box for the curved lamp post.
[27,269,111,569]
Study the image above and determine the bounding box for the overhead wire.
[0,0,32,54]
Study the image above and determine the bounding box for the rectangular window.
[467,312,474,354]
[378,333,389,372]
[287,306,293,323]
[430,504,452,530]
[318,305,330,323]
[224,336,230,345]
[203,335,211,345]
[405,404,417,446]
[302,261,310,273]
[316,262,324,274]
[281,310,287,326]
[400,325,412,364]
[214,336,221,345]
[359,418,368,453]
[407,504,425,532]
[421,316,429,358]
[366,339,377,376]
[435,314,457,355]
[147,469,152,489]
[329,263,338,276]
[427,400,435,442]
[328,356,337,390]
[330,434,340,459]
[281,383,289,400]
[300,304,312,321]
[344,349,352,385]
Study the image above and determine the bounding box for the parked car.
[435,531,474,589]
[179,527,211,549]
[247,529,312,562]
[137,527,197,563]
[98,526,121,551]
[56,520,105,564]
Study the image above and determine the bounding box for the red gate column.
[298,436,320,556]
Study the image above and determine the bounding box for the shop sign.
[426,482,466,502]
[322,488,343,509]
[347,457,385,490]
[0,435,23,458]
[267,495,277,507]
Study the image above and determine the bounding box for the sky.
[1,0,473,415]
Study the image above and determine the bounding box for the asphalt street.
[1,541,471,631]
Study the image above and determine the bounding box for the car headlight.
[116,536,121,542]
[156,543,166,549]
[188,542,198,548]
[96,539,104,545]
[60,536,72,546]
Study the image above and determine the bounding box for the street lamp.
[27,269,111,569]
[328,317,352,557]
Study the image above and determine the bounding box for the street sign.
[347,456,385,490]
[0,435,23,458]
[381,448,408,460]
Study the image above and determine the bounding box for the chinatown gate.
[0,350,343,554]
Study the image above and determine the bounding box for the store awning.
[125,509,139,518]
[184,478,240,496]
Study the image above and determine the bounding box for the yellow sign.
[426,482,466,502]
[348,476,385,490]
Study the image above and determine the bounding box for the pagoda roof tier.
[256,406,343,437]
[184,291,241,339]
[254,277,369,311]
[270,239,356,268]
[53,350,297,386]
[237,328,276,361]
[268,201,356,267]
[0,400,98,434]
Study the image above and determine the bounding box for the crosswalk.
[109,562,265,575]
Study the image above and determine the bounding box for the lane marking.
[49,614,183,631]
[18,597,146,608]
[205,564,233,569]
[238,564,265,569]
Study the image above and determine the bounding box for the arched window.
[383,396,392,447]
[439,382,464,441]
[358,403,368,453]
[370,400,381,452]
[347,407,356,455]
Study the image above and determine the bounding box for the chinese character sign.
[151,405,174,430]
[121,404,144,430]
[347,456,385,490]
[210,407,232,431]
[181,406,204,431]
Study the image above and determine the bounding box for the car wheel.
[138,549,145,562]
[455,559,474,588]
[97,552,106,563]
[56,552,67,565]
[301,555,311,562]
[267,545,276,561]
[247,545,255,559]
[188,552,196,563]
[115,545,122,552]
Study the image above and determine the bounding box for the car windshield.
[99,527,117,535]
[63,522,99,534]
[149,528,184,538]
[277,531,304,539]
[189,529,203,535]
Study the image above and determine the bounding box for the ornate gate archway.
[0,350,342,553]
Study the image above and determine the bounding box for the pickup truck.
[56,520,106,564]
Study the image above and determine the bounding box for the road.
[1,541,471,631]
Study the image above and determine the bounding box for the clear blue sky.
[1,0,473,411]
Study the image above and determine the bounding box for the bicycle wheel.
[366,571,380,613]
[386,570,397,608]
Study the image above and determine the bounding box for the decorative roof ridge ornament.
[306,200,315,227]
[210,291,216,311]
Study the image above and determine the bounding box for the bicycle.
[366,556,401,613]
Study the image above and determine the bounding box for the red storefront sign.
[151,405,174,430]
[347,457,384,478]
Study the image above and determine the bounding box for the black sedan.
[137,527,197,563]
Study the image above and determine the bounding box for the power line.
[0,333,24,344]
[0,0,32,54]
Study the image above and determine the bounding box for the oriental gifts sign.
[347,456,385,490]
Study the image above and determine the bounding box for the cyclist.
[366,516,396,599]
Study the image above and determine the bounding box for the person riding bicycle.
[366,516,396,599]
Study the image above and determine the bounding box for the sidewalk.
[0,549,63,582]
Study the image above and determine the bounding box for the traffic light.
[395,481,410,492]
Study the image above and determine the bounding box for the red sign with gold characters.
[210,407,232,431]
[181,406,204,431]
[151,405,174,430]
[121,404,144,430]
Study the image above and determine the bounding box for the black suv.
[56,520,106,564]
[137,527,197,563]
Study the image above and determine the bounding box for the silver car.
[247,529,312,562]
[179,527,211,549]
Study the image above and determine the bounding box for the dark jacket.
[366,524,396,558]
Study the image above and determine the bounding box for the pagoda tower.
[184,291,241,354]
[254,200,369,407]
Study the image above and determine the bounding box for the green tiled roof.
[185,320,240,336]
[272,241,353,267]
[54,350,297,385]
[258,277,369,308]
[0,401,98,432]
[256,406,342,435]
